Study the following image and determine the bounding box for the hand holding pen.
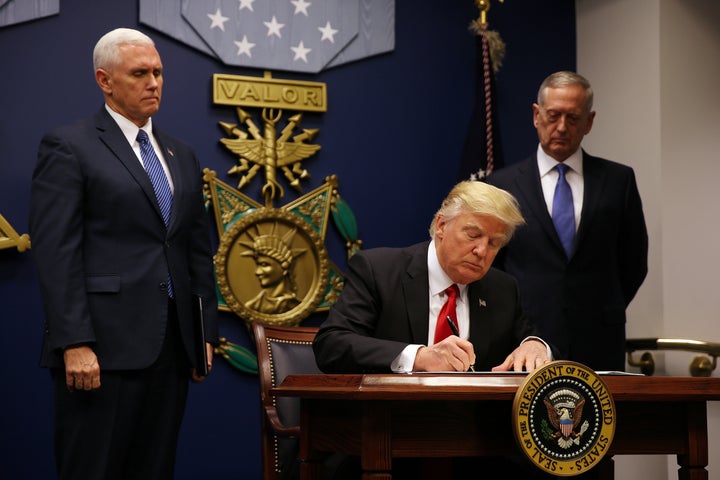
[446,316,475,372]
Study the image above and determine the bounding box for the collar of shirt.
[537,144,583,228]
[105,104,154,147]
[105,105,174,192]
[536,144,584,177]
[427,240,469,343]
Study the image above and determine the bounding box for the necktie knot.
[445,284,459,302]
[137,129,150,145]
[556,162,569,177]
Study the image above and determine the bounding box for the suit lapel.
[94,109,171,230]
[467,281,491,362]
[575,151,606,248]
[402,242,431,345]
[513,156,563,250]
[154,131,180,232]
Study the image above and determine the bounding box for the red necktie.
[434,284,459,344]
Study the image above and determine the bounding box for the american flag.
[141,0,395,74]
[458,23,504,181]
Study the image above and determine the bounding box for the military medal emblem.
[215,207,329,326]
[206,72,360,332]
[512,361,616,476]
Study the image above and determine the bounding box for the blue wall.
[0,1,574,478]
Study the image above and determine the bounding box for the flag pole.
[469,0,506,178]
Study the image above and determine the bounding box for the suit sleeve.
[313,252,410,374]
[619,169,648,306]
[29,132,95,352]
[183,150,219,344]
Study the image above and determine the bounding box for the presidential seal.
[512,361,616,476]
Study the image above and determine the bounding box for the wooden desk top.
[274,373,720,402]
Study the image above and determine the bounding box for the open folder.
[193,295,209,377]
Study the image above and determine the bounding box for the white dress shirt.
[537,144,583,231]
[105,104,174,192]
[390,241,552,373]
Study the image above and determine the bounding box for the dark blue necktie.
[137,130,173,227]
[552,163,575,256]
[137,129,174,297]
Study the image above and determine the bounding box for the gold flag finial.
[474,0,505,26]
[470,1,507,74]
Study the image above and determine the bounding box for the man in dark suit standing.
[487,71,648,372]
[29,28,218,480]
[313,180,552,375]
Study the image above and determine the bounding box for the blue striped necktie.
[137,129,174,297]
[137,129,173,227]
[552,163,575,257]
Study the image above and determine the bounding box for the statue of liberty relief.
[239,224,306,314]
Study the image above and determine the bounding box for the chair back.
[252,322,321,480]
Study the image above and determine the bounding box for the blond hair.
[429,181,525,244]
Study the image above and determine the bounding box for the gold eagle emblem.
[544,388,589,449]
[219,107,320,206]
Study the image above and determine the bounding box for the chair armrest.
[264,405,301,438]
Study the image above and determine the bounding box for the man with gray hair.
[487,71,648,372]
[30,28,218,479]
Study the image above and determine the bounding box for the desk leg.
[361,403,392,480]
[677,402,709,480]
[299,400,323,480]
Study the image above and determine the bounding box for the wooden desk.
[274,374,720,479]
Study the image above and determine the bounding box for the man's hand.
[492,339,549,372]
[64,345,101,391]
[413,336,476,372]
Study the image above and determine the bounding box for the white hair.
[93,28,155,71]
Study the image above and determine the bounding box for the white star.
[207,8,229,32]
[318,21,338,43]
[238,0,255,11]
[291,41,312,63]
[234,35,255,58]
[264,16,285,38]
[291,0,311,16]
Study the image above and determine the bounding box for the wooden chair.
[252,322,321,480]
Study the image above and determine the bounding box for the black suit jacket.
[313,241,544,373]
[486,151,648,371]
[30,107,218,370]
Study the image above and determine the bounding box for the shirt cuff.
[522,336,553,360]
[391,344,423,373]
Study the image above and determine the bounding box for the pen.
[445,315,460,336]
[446,316,475,372]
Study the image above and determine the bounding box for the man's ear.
[95,69,112,94]
[584,110,596,135]
[532,103,540,128]
[435,215,446,239]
